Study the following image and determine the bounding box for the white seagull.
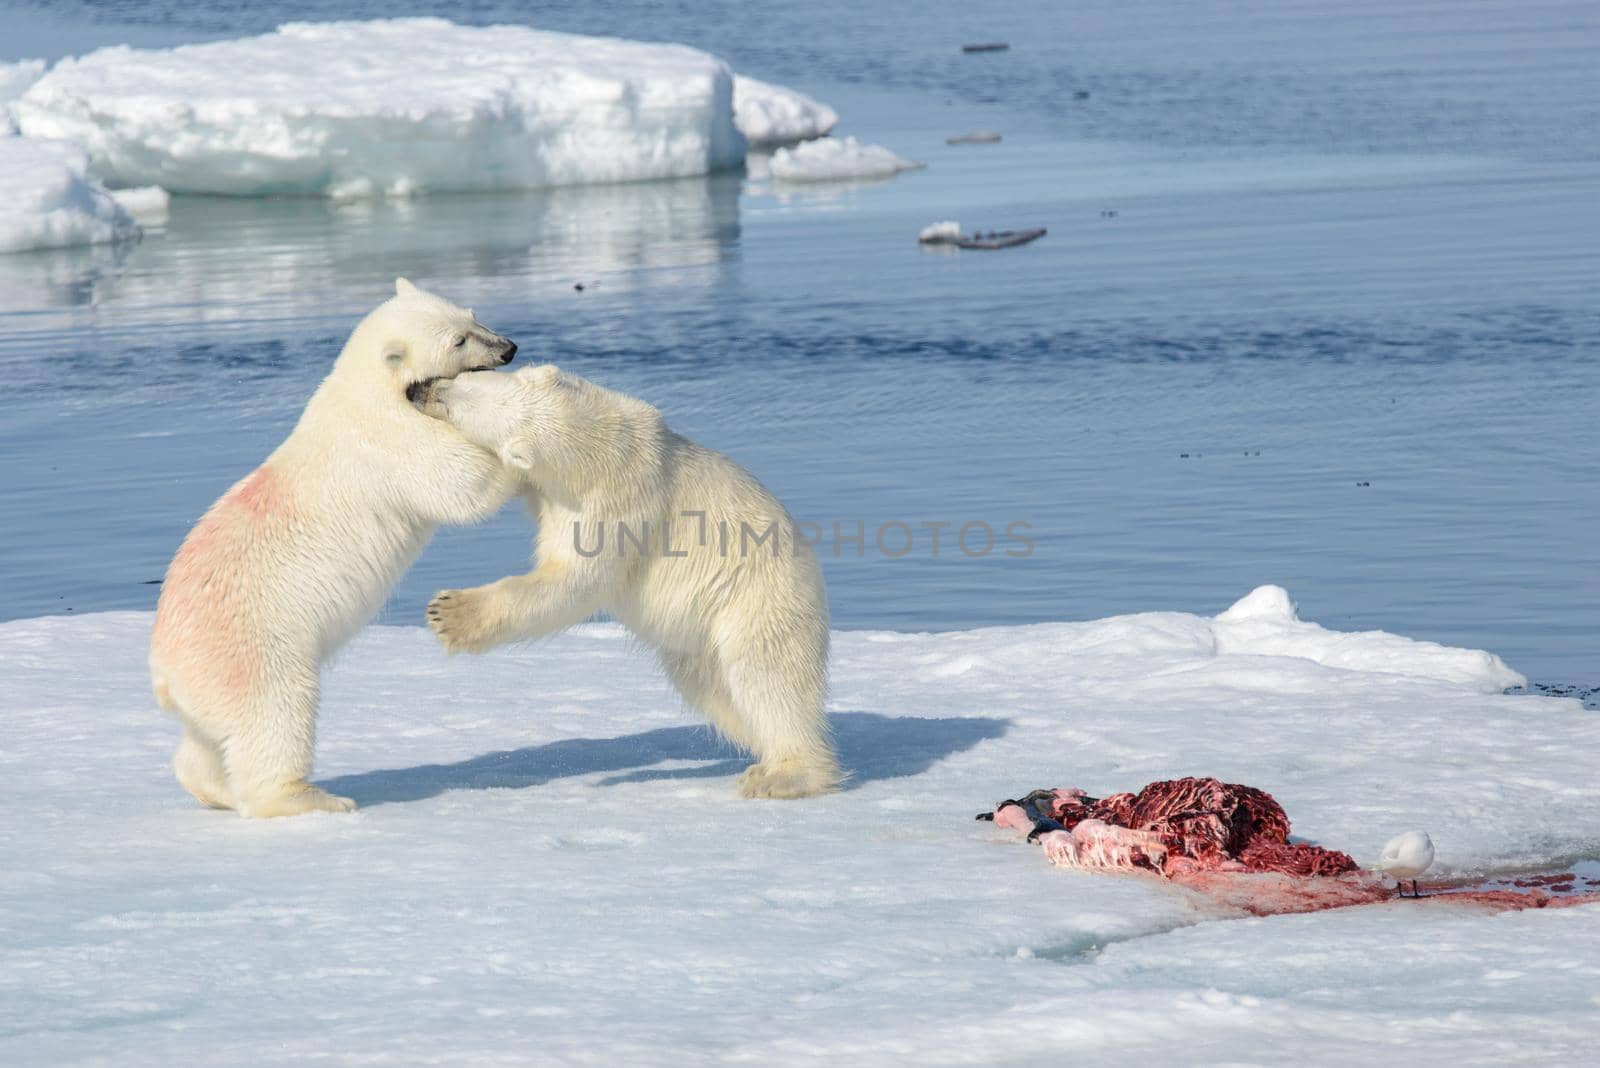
[1374,831,1435,898]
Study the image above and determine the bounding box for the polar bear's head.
[346,278,518,403]
[416,363,662,482]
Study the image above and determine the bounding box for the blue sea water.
[1,0,1596,686]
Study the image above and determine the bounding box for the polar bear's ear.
[498,441,535,471]
[395,277,418,298]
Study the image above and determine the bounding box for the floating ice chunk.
[918,220,962,243]
[0,137,140,254]
[768,136,922,183]
[109,185,170,223]
[946,131,1002,145]
[13,18,748,197]
[732,75,838,145]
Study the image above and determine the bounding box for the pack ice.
[11,19,761,197]
[5,585,1598,1064]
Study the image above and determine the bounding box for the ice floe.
[2,586,1595,1062]
[768,135,922,182]
[13,19,749,197]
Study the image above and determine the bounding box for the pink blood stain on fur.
[979,777,1600,915]
[230,465,285,518]
[152,465,289,692]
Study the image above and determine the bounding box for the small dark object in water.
[1356,481,1370,487]
[574,283,585,291]
[1074,90,1091,100]
[961,43,1010,53]
[141,579,163,585]
[953,227,1046,250]
[1100,209,1118,218]
[946,131,1003,145]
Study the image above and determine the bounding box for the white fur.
[149,279,519,818]
[422,365,840,799]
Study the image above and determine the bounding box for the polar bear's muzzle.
[404,335,517,404]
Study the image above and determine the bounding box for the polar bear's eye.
[452,334,467,348]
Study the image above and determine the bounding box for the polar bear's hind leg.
[660,649,754,751]
[218,669,356,818]
[723,639,841,800]
[174,729,233,810]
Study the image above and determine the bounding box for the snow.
[12,19,749,197]
[0,58,46,133]
[732,74,839,145]
[1212,584,1525,690]
[3,585,1596,1063]
[0,137,140,254]
[0,60,45,102]
[768,136,922,182]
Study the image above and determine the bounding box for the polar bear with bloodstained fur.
[420,365,840,799]
[149,279,519,818]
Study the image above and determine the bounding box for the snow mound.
[732,74,838,145]
[0,137,140,254]
[768,136,922,182]
[13,18,749,197]
[3,591,1593,1063]
[1213,584,1525,690]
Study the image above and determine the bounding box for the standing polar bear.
[150,279,518,818]
[420,365,841,799]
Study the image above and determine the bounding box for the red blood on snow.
[982,777,1600,915]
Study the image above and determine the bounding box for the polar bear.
[419,365,840,799]
[149,279,519,818]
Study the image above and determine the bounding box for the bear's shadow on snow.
[320,711,1008,806]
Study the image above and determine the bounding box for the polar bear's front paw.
[427,587,503,654]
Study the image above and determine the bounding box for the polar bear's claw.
[427,587,501,654]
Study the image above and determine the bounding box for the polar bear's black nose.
[497,342,517,365]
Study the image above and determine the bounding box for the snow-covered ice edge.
[4,586,1597,1064]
